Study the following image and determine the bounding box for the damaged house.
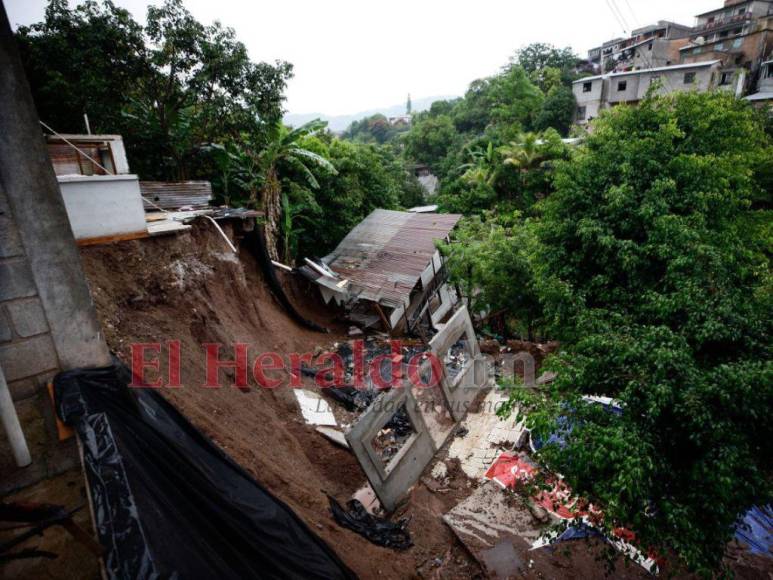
[301,209,462,334]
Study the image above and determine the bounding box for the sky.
[6,0,720,116]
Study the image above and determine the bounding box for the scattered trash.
[351,483,381,515]
[734,505,773,556]
[328,496,412,550]
[431,461,448,480]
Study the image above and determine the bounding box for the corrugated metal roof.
[323,209,461,309]
[140,181,213,210]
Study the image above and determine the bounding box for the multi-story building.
[573,60,743,126]
[577,0,773,126]
[679,0,773,80]
[587,21,693,73]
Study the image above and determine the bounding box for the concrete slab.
[447,389,526,479]
[294,389,337,426]
[315,426,349,449]
[443,480,544,575]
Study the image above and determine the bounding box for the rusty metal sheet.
[323,209,461,308]
[140,181,213,210]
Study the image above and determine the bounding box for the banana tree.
[223,119,336,260]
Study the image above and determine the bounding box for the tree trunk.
[262,167,282,261]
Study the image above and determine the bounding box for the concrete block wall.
[0,185,75,494]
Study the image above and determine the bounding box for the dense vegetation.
[16,0,421,260]
[17,1,772,574]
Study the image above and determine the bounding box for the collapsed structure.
[300,209,462,335]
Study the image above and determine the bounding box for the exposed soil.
[78,221,479,578]
[65,221,770,580]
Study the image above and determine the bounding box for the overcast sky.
[6,0,719,115]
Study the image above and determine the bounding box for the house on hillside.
[300,209,462,334]
[573,60,743,127]
[43,132,216,243]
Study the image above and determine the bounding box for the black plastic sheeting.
[54,363,356,580]
[328,496,412,550]
[243,227,329,334]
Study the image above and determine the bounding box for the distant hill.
[284,95,457,133]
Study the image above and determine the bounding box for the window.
[737,8,745,15]
[715,42,725,50]
[732,27,742,35]
[719,71,732,85]
[583,81,593,92]
[766,66,773,79]
[733,38,743,48]
[684,72,696,84]
[617,80,627,91]
[708,16,715,23]
[693,47,702,55]
[576,106,587,120]
[720,30,729,38]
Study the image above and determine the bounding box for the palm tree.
[232,119,336,260]
[458,142,500,187]
[498,132,545,173]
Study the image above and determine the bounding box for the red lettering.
[315,352,344,388]
[204,343,248,388]
[253,352,284,389]
[130,343,162,388]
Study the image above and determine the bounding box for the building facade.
[573,61,738,126]
[578,0,773,127]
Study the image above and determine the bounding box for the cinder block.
[0,335,59,382]
[6,298,49,337]
[8,377,40,401]
[0,259,38,301]
[0,309,11,342]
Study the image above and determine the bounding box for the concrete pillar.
[0,2,111,369]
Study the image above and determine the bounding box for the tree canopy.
[509,91,772,573]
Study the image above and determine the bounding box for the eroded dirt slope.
[79,222,480,579]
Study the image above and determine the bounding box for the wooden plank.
[76,230,149,247]
[46,382,74,441]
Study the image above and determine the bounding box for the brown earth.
[46,220,766,580]
[77,221,481,579]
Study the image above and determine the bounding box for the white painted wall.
[57,174,147,241]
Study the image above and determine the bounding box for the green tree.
[403,114,459,172]
[17,0,293,181]
[16,0,146,134]
[440,212,543,339]
[230,120,336,260]
[533,86,576,136]
[514,43,578,76]
[510,92,772,573]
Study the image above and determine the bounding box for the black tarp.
[54,363,356,580]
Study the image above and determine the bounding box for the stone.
[0,259,38,301]
[6,298,49,337]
